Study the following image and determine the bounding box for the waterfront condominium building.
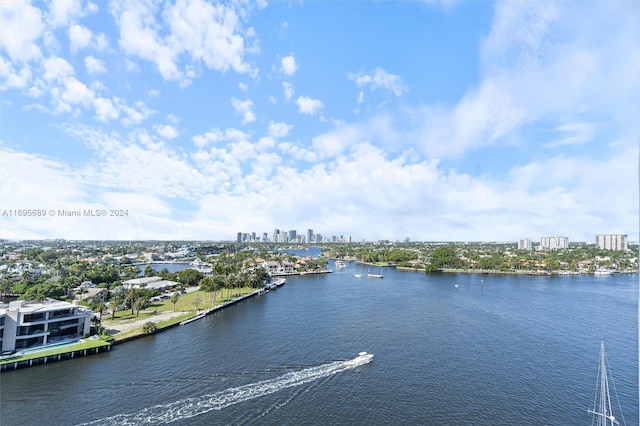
[540,236,569,250]
[307,229,314,244]
[0,299,92,353]
[595,234,628,251]
[518,238,532,250]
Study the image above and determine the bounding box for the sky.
[0,0,638,242]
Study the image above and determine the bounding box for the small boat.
[367,267,383,279]
[343,351,374,367]
[594,268,615,276]
[335,260,346,268]
[354,274,362,278]
[454,284,459,290]
[588,340,626,425]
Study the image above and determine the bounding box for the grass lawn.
[104,287,259,341]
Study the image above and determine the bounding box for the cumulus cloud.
[231,97,256,124]
[84,55,106,75]
[280,55,298,76]
[282,81,294,101]
[0,2,44,62]
[69,24,93,53]
[110,1,255,86]
[156,124,179,140]
[296,96,323,115]
[348,68,407,96]
[268,121,292,138]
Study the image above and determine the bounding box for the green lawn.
[103,287,259,341]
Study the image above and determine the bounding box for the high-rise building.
[595,234,628,251]
[518,238,532,250]
[237,232,242,243]
[288,230,297,242]
[540,236,568,250]
[307,229,314,244]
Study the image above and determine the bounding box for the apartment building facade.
[540,236,569,250]
[595,234,628,251]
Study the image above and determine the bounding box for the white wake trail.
[79,354,372,425]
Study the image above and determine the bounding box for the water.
[1,264,637,425]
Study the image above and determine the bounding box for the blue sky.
[1,0,638,242]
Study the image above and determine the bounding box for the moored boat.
[588,340,626,425]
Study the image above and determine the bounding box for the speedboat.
[343,352,374,367]
[335,260,346,268]
[354,273,362,278]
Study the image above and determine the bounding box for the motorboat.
[354,273,362,278]
[343,352,374,367]
[594,268,614,275]
[335,260,346,268]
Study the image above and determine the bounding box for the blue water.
[0,263,637,425]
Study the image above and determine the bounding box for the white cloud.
[94,97,119,121]
[156,124,179,140]
[84,55,106,75]
[125,59,140,72]
[43,56,75,82]
[348,68,407,96]
[282,81,294,101]
[69,24,93,53]
[0,2,44,62]
[238,82,248,91]
[268,121,292,138]
[1,63,32,90]
[296,96,323,115]
[192,128,224,148]
[47,0,86,28]
[544,122,597,148]
[231,97,256,124]
[110,1,254,86]
[280,55,298,76]
[95,33,109,51]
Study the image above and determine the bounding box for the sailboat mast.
[589,340,620,426]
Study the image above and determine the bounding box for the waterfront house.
[0,299,92,354]
[122,276,179,291]
[262,261,296,276]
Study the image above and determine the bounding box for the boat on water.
[594,268,615,276]
[343,351,374,367]
[367,267,383,279]
[335,260,346,268]
[588,340,626,426]
[354,274,362,278]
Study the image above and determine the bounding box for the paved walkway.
[102,310,185,334]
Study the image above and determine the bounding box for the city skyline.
[1,1,638,242]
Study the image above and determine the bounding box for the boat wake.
[78,353,373,425]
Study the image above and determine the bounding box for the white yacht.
[335,260,346,268]
[594,268,614,275]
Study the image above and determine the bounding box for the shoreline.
[394,266,638,275]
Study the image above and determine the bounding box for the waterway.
[1,261,637,425]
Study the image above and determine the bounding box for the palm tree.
[94,302,106,324]
[134,297,145,317]
[170,294,179,312]
[142,321,157,334]
[126,287,138,315]
[108,300,119,320]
